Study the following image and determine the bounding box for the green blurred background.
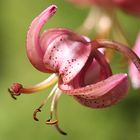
[0,0,140,140]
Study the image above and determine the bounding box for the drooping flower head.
[67,0,140,15]
[9,5,140,135]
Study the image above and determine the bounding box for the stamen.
[50,88,61,112]
[46,88,61,123]
[46,111,58,124]
[33,84,58,121]
[46,88,67,135]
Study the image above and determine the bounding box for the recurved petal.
[26,5,57,72]
[74,74,128,108]
[83,50,112,85]
[40,28,76,53]
[129,33,140,89]
[60,74,128,99]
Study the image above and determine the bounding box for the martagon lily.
[9,5,140,135]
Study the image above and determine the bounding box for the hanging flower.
[129,33,140,89]
[8,5,140,135]
[67,0,140,15]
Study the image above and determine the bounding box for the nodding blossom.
[8,5,140,135]
[129,33,140,89]
[67,0,140,15]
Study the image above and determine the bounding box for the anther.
[55,123,67,135]
[45,112,67,135]
[46,111,58,125]
[33,107,41,121]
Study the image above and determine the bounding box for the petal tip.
[48,4,57,14]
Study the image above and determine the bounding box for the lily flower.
[9,5,140,135]
[129,33,140,89]
[67,0,140,15]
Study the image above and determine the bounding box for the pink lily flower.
[67,0,140,15]
[129,33,140,89]
[9,5,140,135]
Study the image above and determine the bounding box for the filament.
[46,88,67,135]
[33,84,58,121]
[21,74,58,94]
[51,88,62,112]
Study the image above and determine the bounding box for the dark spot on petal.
[71,59,76,62]
[49,56,52,60]
[94,101,97,103]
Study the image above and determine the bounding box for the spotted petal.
[75,75,128,108]
[43,33,91,83]
[59,49,129,108]
[59,49,112,91]
[40,28,77,53]
[61,73,128,98]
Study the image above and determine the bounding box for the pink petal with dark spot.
[60,74,128,100]
[75,75,128,108]
[43,32,91,83]
[59,49,128,108]
[59,49,112,90]
[40,28,77,53]
[74,50,127,108]
[26,5,57,72]
[59,50,128,108]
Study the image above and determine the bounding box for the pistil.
[21,74,58,93]
[9,74,58,99]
